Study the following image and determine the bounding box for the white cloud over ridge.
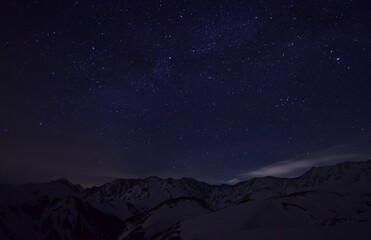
[228,136,371,184]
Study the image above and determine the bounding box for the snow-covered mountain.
[158,191,371,240]
[0,179,126,240]
[86,160,371,207]
[1,160,370,239]
[85,176,237,209]
[119,197,212,240]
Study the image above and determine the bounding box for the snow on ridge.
[1,159,370,240]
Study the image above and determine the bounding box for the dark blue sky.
[1,0,370,186]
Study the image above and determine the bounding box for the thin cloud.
[228,137,371,184]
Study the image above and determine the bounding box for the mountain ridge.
[0,159,370,240]
[84,159,371,207]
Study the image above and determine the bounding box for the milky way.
[1,0,370,185]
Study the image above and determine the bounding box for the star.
[1,0,370,185]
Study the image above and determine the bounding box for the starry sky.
[1,0,371,186]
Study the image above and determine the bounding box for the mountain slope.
[158,191,371,240]
[119,197,212,240]
[0,159,370,240]
[0,180,124,240]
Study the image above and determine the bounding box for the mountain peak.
[53,178,84,192]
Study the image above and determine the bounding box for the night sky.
[1,0,371,186]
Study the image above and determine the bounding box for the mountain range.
[1,160,371,239]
